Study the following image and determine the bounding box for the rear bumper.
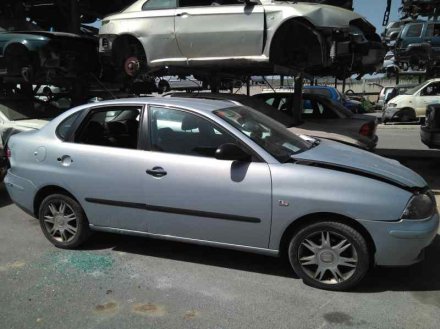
[4,171,37,217]
[359,212,439,266]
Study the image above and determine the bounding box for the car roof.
[91,96,235,113]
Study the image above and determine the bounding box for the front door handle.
[146,166,167,177]
[176,12,189,17]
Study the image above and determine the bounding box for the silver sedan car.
[4,98,439,290]
[99,0,384,79]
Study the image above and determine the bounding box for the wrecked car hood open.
[292,139,427,189]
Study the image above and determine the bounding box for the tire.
[288,221,370,291]
[38,193,91,249]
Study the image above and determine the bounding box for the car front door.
[141,105,272,248]
[175,0,265,60]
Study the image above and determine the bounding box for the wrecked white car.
[99,0,384,80]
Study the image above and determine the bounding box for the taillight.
[359,122,375,137]
[6,147,11,159]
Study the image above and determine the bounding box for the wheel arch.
[33,185,80,217]
[278,212,376,263]
[268,17,325,68]
[397,107,417,120]
[111,33,148,65]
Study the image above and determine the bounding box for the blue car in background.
[304,86,364,113]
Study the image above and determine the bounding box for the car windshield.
[404,81,430,95]
[0,99,62,121]
[214,106,312,162]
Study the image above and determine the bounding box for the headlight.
[401,192,436,220]
[387,103,397,108]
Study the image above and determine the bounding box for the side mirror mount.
[215,143,251,162]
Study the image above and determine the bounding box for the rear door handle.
[146,166,167,177]
[176,12,189,17]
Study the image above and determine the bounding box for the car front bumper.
[359,212,439,266]
[382,107,403,122]
[4,170,37,217]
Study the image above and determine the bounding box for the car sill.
[89,225,279,257]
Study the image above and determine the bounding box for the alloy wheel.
[42,200,78,243]
[298,231,358,284]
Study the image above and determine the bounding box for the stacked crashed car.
[99,0,384,79]
[5,97,438,291]
[0,20,98,84]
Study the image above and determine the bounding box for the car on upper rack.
[99,0,384,80]
[382,78,440,123]
[164,92,377,150]
[4,97,438,291]
[394,20,440,72]
[0,20,99,85]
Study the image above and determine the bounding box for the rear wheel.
[38,194,91,249]
[288,221,370,291]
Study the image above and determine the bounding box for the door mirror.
[215,143,251,162]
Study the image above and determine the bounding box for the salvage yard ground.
[1,125,439,329]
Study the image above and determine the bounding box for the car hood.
[11,119,48,130]
[265,1,366,28]
[292,139,426,189]
[387,94,411,104]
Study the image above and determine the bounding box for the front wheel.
[288,221,370,291]
[39,194,91,249]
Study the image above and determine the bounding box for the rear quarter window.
[56,112,81,141]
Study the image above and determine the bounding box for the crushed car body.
[0,20,99,85]
[99,0,385,80]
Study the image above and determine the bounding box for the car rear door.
[175,0,265,59]
[140,104,272,248]
[51,104,155,232]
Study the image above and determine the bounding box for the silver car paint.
[100,0,367,68]
[5,97,439,266]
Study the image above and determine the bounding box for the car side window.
[427,24,440,37]
[142,0,176,10]
[406,24,423,37]
[75,106,142,149]
[150,106,236,157]
[179,0,212,7]
[421,83,440,96]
